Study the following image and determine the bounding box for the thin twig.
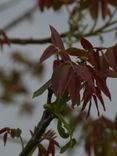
[0,19,117,46]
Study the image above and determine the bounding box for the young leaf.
[68,71,81,107]
[96,79,111,100]
[38,144,47,156]
[0,127,9,134]
[52,63,71,95]
[57,120,69,139]
[59,51,71,61]
[95,87,106,111]
[47,140,59,156]
[40,45,58,63]
[105,46,117,71]
[3,132,8,146]
[33,79,51,98]
[60,138,76,153]
[50,25,65,50]
[74,65,94,89]
[66,47,87,58]
[80,37,93,50]
[93,95,100,116]
[57,64,71,95]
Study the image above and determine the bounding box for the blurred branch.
[0,19,117,45]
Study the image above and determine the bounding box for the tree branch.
[0,19,117,46]
[19,88,54,156]
[19,110,54,156]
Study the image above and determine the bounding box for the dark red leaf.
[93,95,100,116]
[52,63,64,94]
[50,26,65,50]
[3,132,8,146]
[74,65,94,89]
[38,0,52,11]
[44,130,57,139]
[81,85,92,111]
[47,140,59,156]
[52,63,71,95]
[57,64,71,95]
[86,100,92,118]
[105,46,117,71]
[38,144,47,156]
[0,31,11,50]
[88,50,100,69]
[40,45,58,63]
[96,79,111,100]
[89,0,99,19]
[95,87,106,111]
[80,37,93,50]
[105,69,117,78]
[59,51,71,61]
[53,59,61,70]
[0,127,9,134]
[68,71,82,107]
[88,66,111,100]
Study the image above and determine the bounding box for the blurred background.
[0,0,117,155]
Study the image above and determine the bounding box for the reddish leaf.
[53,59,61,70]
[93,95,100,116]
[47,140,57,156]
[57,64,71,95]
[86,100,92,118]
[40,45,58,63]
[50,26,65,50]
[96,79,111,100]
[38,0,52,11]
[68,71,81,107]
[52,63,64,94]
[81,85,92,111]
[95,87,106,111]
[105,46,117,71]
[59,51,71,61]
[89,0,99,19]
[0,31,11,49]
[0,127,9,134]
[106,69,117,78]
[99,54,109,73]
[44,130,59,156]
[44,130,57,139]
[88,50,100,69]
[80,37,93,50]
[52,63,71,95]
[38,144,47,156]
[74,65,94,89]
[88,66,111,100]
[100,0,111,19]
[3,132,8,146]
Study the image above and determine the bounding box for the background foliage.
[0,0,117,156]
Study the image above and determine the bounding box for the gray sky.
[0,0,117,156]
